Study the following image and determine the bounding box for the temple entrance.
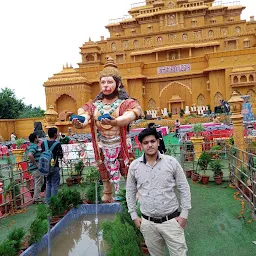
[56,94,77,115]
[168,95,184,115]
[159,81,192,111]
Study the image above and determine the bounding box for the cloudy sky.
[0,0,254,110]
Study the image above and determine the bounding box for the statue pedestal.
[190,136,204,159]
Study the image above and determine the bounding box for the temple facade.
[44,0,256,116]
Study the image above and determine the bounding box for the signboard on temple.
[157,64,191,75]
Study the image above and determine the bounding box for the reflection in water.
[37,214,115,256]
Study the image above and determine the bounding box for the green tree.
[0,88,45,119]
[18,105,45,118]
[0,88,25,119]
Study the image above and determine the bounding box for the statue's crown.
[100,57,121,79]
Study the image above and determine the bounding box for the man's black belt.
[141,210,180,224]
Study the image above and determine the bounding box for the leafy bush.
[84,166,100,182]
[7,227,25,253]
[36,204,49,221]
[85,183,102,203]
[28,218,48,245]
[49,195,65,216]
[58,188,82,209]
[198,151,211,172]
[102,216,142,256]
[192,123,204,136]
[0,240,16,256]
[209,160,223,177]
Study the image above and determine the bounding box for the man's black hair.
[147,123,156,128]
[48,127,58,139]
[29,132,37,143]
[138,128,159,143]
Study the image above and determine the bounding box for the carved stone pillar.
[228,91,244,150]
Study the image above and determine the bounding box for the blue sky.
[0,0,254,110]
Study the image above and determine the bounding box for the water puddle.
[37,214,115,256]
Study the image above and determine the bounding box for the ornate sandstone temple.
[44,0,256,117]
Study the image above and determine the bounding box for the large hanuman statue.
[72,57,142,202]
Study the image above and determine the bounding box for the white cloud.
[0,0,254,110]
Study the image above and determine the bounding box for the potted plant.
[4,182,22,211]
[209,145,222,159]
[0,227,25,256]
[72,160,84,184]
[209,160,223,184]
[191,123,204,159]
[84,166,101,203]
[12,138,26,163]
[180,109,185,117]
[66,169,75,187]
[198,151,211,184]
[192,123,204,137]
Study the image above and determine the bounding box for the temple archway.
[247,89,256,107]
[214,92,223,107]
[148,98,156,110]
[55,94,77,115]
[159,81,192,111]
[197,94,206,106]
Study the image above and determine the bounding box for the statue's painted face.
[100,76,117,95]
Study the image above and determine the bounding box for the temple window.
[221,27,228,36]
[182,33,188,41]
[210,19,216,24]
[247,89,256,106]
[235,26,241,34]
[233,76,239,83]
[86,54,95,62]
[147,25,153,33]
[214,92,223,107]
[197,94,205,106]
[168,51,178,60]
[228,17,234,22]
[208,30,214,38]
[168,33,176,42]
[249,75,254,82]
[191,19,197,27]
[133,40,139,48]
[131,29,136,35]
[145,37,152,46]
[244,39,251,48]
[240,75,247,83]
[157,36,163,44]
[168,2,175,9]
[123,40,129,49]
[111,43,116,51]
[116,54,124,63]
[168,14,176,26]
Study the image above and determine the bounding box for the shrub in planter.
[85,183,102,204]
[28,218,48,245]
[209,160,223,184]
[72,160,84,184]
[102,215,143,256]
[198,151,211,184]
[36,204,49,221]
[209,145,222,159]
[58,188,82,209]
[7,227,25,253]
[192,123,204,137]
[0,240,16,256]
[49,195,65,217]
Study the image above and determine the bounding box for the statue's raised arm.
[73,57,142,202]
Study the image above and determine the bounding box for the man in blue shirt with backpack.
[40,127,63,203]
